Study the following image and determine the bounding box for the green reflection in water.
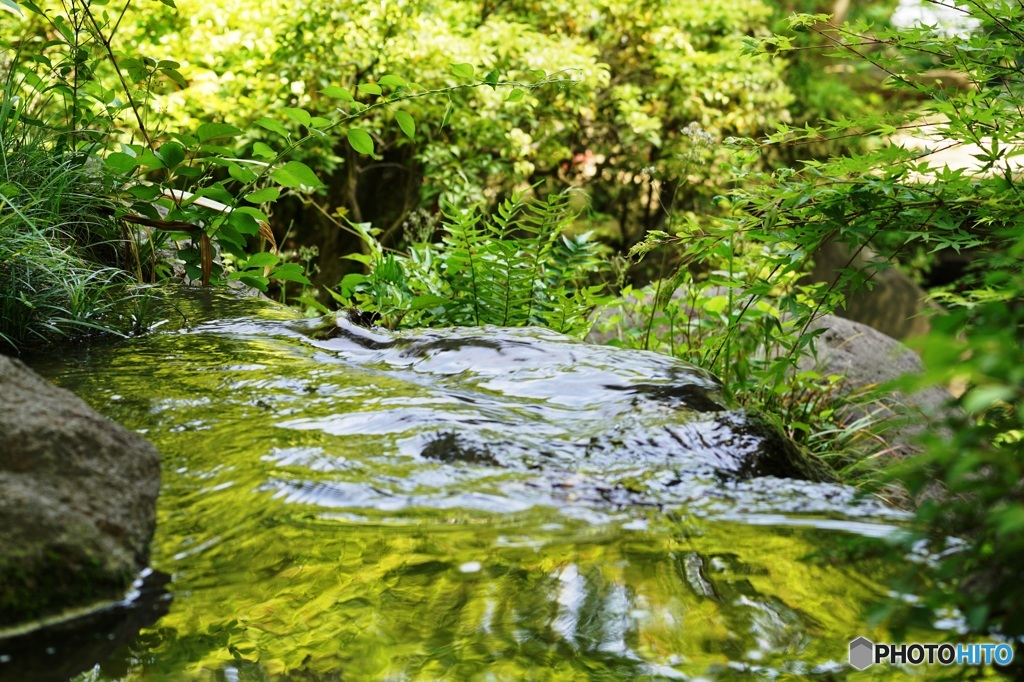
[32,292,947,680]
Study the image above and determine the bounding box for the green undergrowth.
[320,190,609,337]
[0,140,141,354]
[599,2,1024,670]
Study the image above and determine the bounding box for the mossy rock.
[0,356,160,628]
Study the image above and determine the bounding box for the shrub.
[721,0,1024,661]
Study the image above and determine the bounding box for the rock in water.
[0,356,160,628]
[310,316,838,488]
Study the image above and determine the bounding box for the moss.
[0,545,132,627]
[733,412,840,484]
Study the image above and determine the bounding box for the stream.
[19,289,951,680]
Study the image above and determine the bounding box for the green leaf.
[411,294,447,310]
[228,210,262,235]
[137,150,165,170]
[234,207,268,221]
[246,252,280,269]
[450,63,475,79]
[1,0,24,17]
[170,132,198,147]
[347,128,375,156]
[483,68,499,88]
[228,163,257,184]
[378,74,407,89]
[358,83,382,96]
[105,152,139,175]
[282,107,312,127]
[271,263,313,285]
[441,100,453,129]
[395,111,415,140]
[197,122,242,142]
[243,187,281,204]
[237,274,269,292]
[126,184,161,200]
[270,161,324,189]
[162,68,187,89]
[157,142,186,171]
[505,89,525,103]
[962,385,1015,413]
[252,142,276,159]
[256,117,290,139]
[175,165,203,180]
[339,272,368,297]
[321,86,354,101]
[187,184,233,206]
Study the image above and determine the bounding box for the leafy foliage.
[50,0,795,293]
[716,0,1024,656]
[0,0,574,314]
[334,191,606,336]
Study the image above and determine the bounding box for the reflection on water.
[20,291,947,680]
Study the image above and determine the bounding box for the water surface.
[26,291,948,680]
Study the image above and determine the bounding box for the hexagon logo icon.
[849,637,875,670]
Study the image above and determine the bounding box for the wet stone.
[295,314,837,491]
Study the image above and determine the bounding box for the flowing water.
[21,290,953,680]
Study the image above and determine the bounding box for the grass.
[0,139,136,354]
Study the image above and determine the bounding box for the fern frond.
[440,202,487,325]
[343,190,607,336]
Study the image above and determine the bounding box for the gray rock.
[0,356,160,628]
[312,315,838,487]
[792,314,957,461]
[803,239,940,340]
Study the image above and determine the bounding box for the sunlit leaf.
[197,122,242,142]
[347,128,375,156]
[271,263,313,285]
[235,207,268,221]
[282,107,312,127]
[395,111,415,140]
[252,142,277,160]
[246,252,280,269]
[256,117,290,139]
[228,163,257,184]
[358,83,382,96]
[378,74,407,89]
[321,86,354,101]
[450,63,475,79]
[244,187,281,204]
[270,161,324,189]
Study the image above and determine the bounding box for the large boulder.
[792,315,957,461]
[0,356,160,628]
[311,316,839,488]
[803,239,940,340]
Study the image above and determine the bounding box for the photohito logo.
[849,637,1015,670]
